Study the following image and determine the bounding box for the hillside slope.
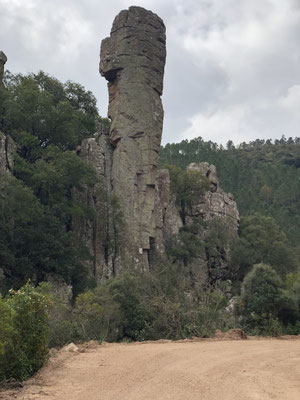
[159,136,300,248]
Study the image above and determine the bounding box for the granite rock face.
[186,162,239,282]
[100,6,166,270]
[153,163,239,282]
[74,123,115,282]
[154,169,183,257]
[186,162,239,235]
[0,51,7,87]
[76,8,239,283]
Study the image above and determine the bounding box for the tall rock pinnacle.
[0,51,7,87]
[100,6,166,270]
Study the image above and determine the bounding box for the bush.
[72,286,122,342]
[237,263,285,335]
[0,282,51,382]
[0,298,16,381]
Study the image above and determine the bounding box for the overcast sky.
[1,0,299,146]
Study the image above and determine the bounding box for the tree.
[166,165,209,224]
[238,263,284,334]
[231,213,298,280]
[0,175,92,293]
[2,71,99,152]
[0,71,103,294]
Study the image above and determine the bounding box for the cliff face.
[75,123,115,282]
[75,7,239,283]
[153,164,239,282]
[99,6,166,271]
[186,162,239,235]
[186,162,239,282]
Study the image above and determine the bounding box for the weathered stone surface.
[188,162,218,192]
[154,169,183,256]
[186,162,239,282]
[0,51,7,87]
[0,132,16,176]
[100,6,166,270]
[187,162,239,235]
[153,163,239,282]
[75,123,115,282]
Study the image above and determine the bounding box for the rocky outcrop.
[0,53,14,176]
[100,6,166,271]
[186,162,239,282]
[153,163,239,282]
[0,132,16,176]
[154,169,183,257]
[187,162,239,235]
[75,122,115,282]
[0,51,7,87]
[76,8,239,283]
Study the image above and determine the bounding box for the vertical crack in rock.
[100,6,166,271]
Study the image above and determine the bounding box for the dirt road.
[2,338,300,400]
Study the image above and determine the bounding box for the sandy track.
[2,338,300,400]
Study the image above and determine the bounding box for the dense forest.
[0,71,299,382]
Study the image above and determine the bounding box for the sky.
[1,0,299,146]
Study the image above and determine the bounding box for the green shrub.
[0,298,16,381]
[72,287,122,342]
[184,286,234,337]
[237,263,285,335]
[0,282,51,382]
[107,274,152,341]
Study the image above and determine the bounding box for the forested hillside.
[159,137,300,249]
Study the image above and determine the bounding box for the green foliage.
[185,284,234,337]
[0,282,51,382]
[0,298,16,359]
[40,266,234,346]
[106,273,152,340]
[159,136,300,249]
[0,174,91,293]
[231,213,298,280]
[279,272,300,329]
[166,228,204,265]
[2,71,98,150]
[0,71,103,294]
[165,165,209,224]
[241,264,283,315]
[237,264,285,335]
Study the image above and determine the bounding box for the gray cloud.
[1,0,299,145]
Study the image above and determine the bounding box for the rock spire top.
[0,51,7,86]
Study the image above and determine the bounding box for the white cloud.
[182,106,249,145]
[1,0,300,145]
[279,85,300,111]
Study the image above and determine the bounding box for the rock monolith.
[100,6,166,270]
